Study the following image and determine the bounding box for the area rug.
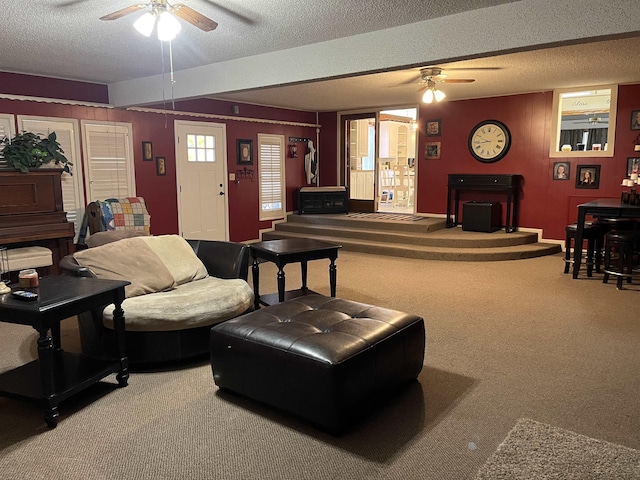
[345,212,425,221]
[474,419,640,479]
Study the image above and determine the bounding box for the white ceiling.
[1,0,639,111]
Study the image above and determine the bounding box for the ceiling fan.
[100,0,218,38]
[408,67,476,103]
[577,116,607,125]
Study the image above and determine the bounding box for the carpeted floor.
[475,418,640,479]
[1,251,639,479]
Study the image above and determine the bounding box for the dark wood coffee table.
[0,275,130,428]
[251,239,341,308]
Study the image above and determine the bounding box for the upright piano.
[0,170,75,274]
[447,174,522,233]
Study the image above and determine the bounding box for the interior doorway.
[340,108,417,214]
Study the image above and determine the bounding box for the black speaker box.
[462,202,502,232]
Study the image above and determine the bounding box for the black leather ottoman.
[210,294,425,434]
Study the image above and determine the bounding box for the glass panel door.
[343,114,376,212]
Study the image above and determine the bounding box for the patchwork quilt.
[100,197,150,234]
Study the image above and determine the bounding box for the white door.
[175,120,228,241]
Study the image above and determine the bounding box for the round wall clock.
[468,120,511,163]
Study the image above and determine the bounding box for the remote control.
[12,290,38,301]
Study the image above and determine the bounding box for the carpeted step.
[274,222,539,248]
[261,230,562,261]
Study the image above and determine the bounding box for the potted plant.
[0,131,72,174]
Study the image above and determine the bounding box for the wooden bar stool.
[602,231,638,289]
[564,223,600,276]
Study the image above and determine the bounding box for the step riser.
[262,231,561,261]
[275,223,538,248]
[286,214,445,233]
[265,213,561,261]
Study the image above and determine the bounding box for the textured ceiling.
[0,0,639,111]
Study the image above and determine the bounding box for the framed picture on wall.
[575,164,600,189]
[425,119,441,137]
[425,141,441,159]
[142,141,153,161]
[156,156,166,176]
[553,162,570,180]
[631,110,640,130]
[237,139,253,165]
[627,157,640,176]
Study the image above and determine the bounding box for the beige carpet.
[0,251,639,479]
[475,418,640,479]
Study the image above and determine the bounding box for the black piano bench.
[210,294,425,435]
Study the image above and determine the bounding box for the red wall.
[3,71,638,243]
[415,84,640,240]
[0,79,322,242]
[0,72,109,104]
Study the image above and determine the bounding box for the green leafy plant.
[0,131,72,174]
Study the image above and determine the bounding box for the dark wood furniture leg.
[454,190,461,226]
[573,206,586,278]
[301,260,308,292]
[329,259,337,297]
[506,191,513,232]
[252,255,260,310]
[112,297,129,387]
[277,262,286,303]
[36,329,59,428]
[446,186,453,227]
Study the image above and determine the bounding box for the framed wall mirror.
[550,84,617,158]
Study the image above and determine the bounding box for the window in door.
[17,116,85,242]
[186,133,216,162]
[81,120,136,202]
[257,134,285,221]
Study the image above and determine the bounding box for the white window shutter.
[81,121,136,202]
[17,116,84,243]
[0,114,16,169]
[258,134,285,221]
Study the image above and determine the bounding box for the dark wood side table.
[0,275,130,428]
[251,238,342,308]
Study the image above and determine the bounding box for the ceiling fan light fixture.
[422,88,434,104]
[434,89,446,102]
[157,11,181,41]
[134,11,156,37]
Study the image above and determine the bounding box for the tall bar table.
[573,198,640,278]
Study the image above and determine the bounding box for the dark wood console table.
[251,238,341,308]
[447,174,522,233]
[0,276,130,427]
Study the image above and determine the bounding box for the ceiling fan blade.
[172,4,218,31]
[99,4,146,21]
[397,74,423,86]
[440,78,475,83]
[439,67,502,71]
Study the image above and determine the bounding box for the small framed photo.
[627,157,640,176]
[425,119,441,137]
[156,156,166,176]
[575,164,600,189]
[142,141,153,161]
[553,162,570,180]
[237,139,253,165]
[425,141,441,160]
[631,110,640,130]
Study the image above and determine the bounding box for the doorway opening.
[340,108,417,214]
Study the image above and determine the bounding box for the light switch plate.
[229,173,236,181]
